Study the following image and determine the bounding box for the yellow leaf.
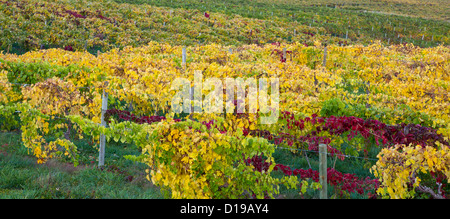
[92,116,101,124]
[300,181,308,194]
[181,156,190,163]
[237,120,244,128]
[205,164,212,171]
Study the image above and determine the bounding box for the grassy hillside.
[0,131,164,198]
[118,0,450,46]
[0,0,448,55]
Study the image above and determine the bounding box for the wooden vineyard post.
[182,47,187,68]
[323,45,327,67]
[282,47,287,62]
[99,81,108,167]
[189,70,203,120]
[319,144,328,199]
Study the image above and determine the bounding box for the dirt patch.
[0,143,8,156]
[43,159,87,174]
